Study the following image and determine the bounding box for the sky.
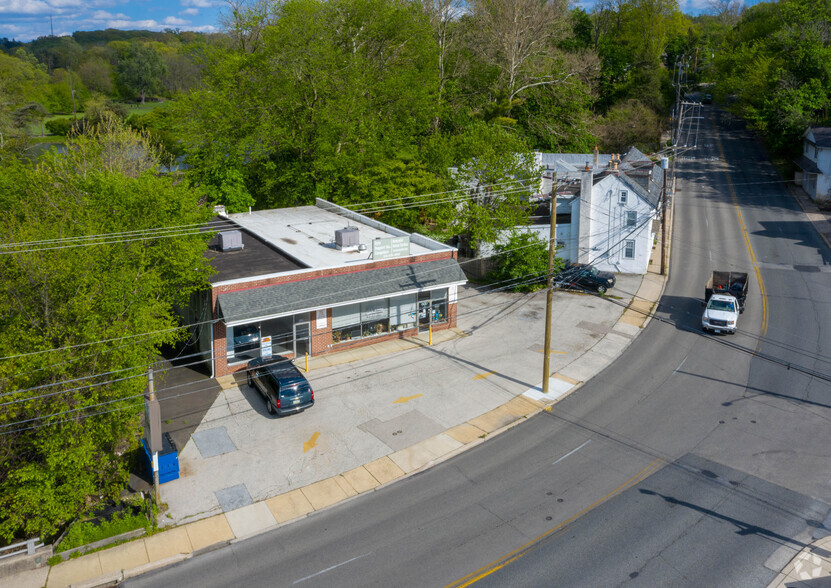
[0,0,224,42]
[0,0,761,43]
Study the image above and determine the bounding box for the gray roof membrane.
[217,259,467,324]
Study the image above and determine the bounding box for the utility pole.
[145,368,162,510]
[69,69,77,122]
[660,157,669,275]
[542,178,557,396]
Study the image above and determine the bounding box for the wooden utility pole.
[660,161,668,275]
[145,368,161,508]
[542,179,557,395]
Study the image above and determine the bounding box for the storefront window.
[226,323,261,363]
[431,289,448,324]
[259,316,293,356]
[389,294,416,331]
[361,299,389,337]
[332,303,361,343]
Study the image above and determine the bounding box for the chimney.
[593,146,599,168]
[613,154,619,172]
[577,165,593,263]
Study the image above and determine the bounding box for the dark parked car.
[702,94,712,104]
[247,357,315,416]
[556,263,616,294]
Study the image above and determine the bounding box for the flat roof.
[226,202,436,269]
[206,221,306,284]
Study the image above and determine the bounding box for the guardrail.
[0,537,44,560]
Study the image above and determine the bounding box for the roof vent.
[335,227,360,251]
[218,230,244,252]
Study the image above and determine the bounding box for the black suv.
[556,263,616,294]
[247,357,315,416]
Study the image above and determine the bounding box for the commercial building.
[186,199,466,377]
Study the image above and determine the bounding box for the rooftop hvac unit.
[335,226,360,250]
[218,230,244,252]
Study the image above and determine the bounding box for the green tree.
[431,122,541,246]
[0,121,213,542]
[78,56,115,95]
[182,0,440,209]
[489,230,562,292]
[117,43,168,104]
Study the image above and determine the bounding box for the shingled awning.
[794,155,822,175]
[217,259,467,324]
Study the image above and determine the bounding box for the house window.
[626,211,637,227]
[619,190,628,204]
[624,240,635,259]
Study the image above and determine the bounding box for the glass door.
[294,322,310,357]
[417,292,431,333]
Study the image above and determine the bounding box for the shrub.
[47,554,63,566]
[56,510,150,552]
[44,118,72,136]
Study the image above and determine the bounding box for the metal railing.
[0,537,44,560]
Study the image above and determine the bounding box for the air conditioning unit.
[218,230,244,252]
[335,227,360,251]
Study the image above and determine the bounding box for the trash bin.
[142,432,179,484]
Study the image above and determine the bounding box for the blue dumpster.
[142,433,179,484]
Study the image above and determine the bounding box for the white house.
[534,147,663,275]
[794,127,831,203]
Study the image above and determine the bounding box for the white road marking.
[293,554,370,584]
[673,357,688,375]
[552,440,591,466]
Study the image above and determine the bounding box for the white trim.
[222,281,467,327]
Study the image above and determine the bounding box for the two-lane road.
[125,110,831,587]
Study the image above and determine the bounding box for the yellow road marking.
[446,457,665,588]
[473,371,497,380]
[535,348,567,355]
[712,115,769,337]
[393,394,423,404]
[303,432,320,453]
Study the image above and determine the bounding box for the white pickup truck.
[701,271,748,335]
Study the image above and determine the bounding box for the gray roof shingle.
[808,127,831,148]
[217,259,467,323]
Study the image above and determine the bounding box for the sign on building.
[372,236,410,260]
[260,336,273,359]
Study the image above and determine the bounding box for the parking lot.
[160,278,643,526]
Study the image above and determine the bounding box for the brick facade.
[211,251,460,377]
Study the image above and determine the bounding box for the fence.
[0,537,44,560]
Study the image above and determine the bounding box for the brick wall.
[213,302,457,377]
[211,250,459,377]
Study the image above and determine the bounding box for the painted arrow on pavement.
[393,394,423,404]
[303,432,320,452]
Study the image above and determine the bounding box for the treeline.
[0,29,218,145]
[709,0,831,157]
[176,0,701,232]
